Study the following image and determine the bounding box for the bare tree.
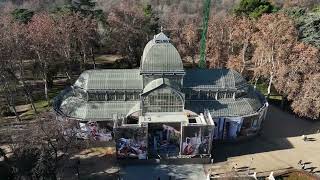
[251,13,297,98]
[9,112,82,179]
[275,42,320,118]
[228,16,255,74]
[27,12,57,102]
[0,15,37,114]
[206,13,232,68]
[165,12,200,66]
[54,12,98,74]
[106,0,159,67]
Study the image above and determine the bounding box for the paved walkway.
[206,105,320,178]
[207,133,320,177]
[121,164,207,180]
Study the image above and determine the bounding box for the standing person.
[75,158,80,180]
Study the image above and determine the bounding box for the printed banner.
[182,126,212,155]
[148,123,181,157]
[115,127,147,159]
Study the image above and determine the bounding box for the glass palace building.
[54,32,268,160]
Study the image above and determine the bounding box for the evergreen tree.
[233,0,277,19]
[11,9,34,24]
[143,4,160,35]
[284,7,320,48]
[297,11,320,48]
[53,0,103,20]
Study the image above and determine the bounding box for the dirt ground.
[59,141,120,180]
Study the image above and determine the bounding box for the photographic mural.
[182,126,212,155]
[115,127,147,159]
[148,123,181,157]
[78,121,113,141]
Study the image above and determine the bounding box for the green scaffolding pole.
[199,0,211,69]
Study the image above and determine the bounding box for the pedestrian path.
[121,164,207,180]
[206,133,320,177]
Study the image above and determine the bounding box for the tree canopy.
[11,8,34,23]
[233,0,278,18]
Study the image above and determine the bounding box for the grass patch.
[0,82,65,122]
[255,82,269,95]
[19,84,65,121]
[251,81,283,101]
[269,95,282,100]
[48,86,65,99]
[20,100,49,121]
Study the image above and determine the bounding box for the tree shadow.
[261,105,320,138]
[119,164,206,180]
[304,166,317,173]
[306,138,316,141]
[61,141,120,180]
[213,105,320,162]
[213,135,294,162]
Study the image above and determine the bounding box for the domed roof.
[140,32,184,74]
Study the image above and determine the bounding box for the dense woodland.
[0,0,320,179]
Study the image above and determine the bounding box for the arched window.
[143,87,183,113]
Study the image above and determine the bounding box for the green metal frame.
[199,0,211,69]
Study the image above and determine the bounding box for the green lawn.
[20,84,65,121]
[252,81,282,101]
[20,100,49,121]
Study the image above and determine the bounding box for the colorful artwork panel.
[148,123,181,157]
[182,126,212,155]
[115,127,147,159]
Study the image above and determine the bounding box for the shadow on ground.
[262,105,320,138]
[61,141,120,180]
[213,105,320,162]
[120,164,206,180]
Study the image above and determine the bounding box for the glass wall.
[88,91,106,101]
[143,75,183,88]
[143,88,183,113]
[183,89,236,100]
[86,91,140,101]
